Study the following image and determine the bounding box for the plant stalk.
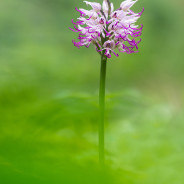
[99,52,107,167]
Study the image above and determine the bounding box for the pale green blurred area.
[0,0,184,183]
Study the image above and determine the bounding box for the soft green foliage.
[0,0,184,183]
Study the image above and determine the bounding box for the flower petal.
[111,3,114,12]
[84,1,101,12]
[120,0,137,11]
[103,0,109,18]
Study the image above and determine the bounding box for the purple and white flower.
[70,0,144,58]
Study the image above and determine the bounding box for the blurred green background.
[0,0,184,183]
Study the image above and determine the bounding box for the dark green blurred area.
[0,0,184,183]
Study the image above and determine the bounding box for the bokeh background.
[0,0,184,183]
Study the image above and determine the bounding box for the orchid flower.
[70,0,144,58]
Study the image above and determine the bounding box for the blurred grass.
[0,0,184,183]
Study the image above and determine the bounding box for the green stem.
[99,52,107,167]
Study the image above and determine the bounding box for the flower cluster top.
[70,0,144,58]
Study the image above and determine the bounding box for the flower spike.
[70,0,144,58]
